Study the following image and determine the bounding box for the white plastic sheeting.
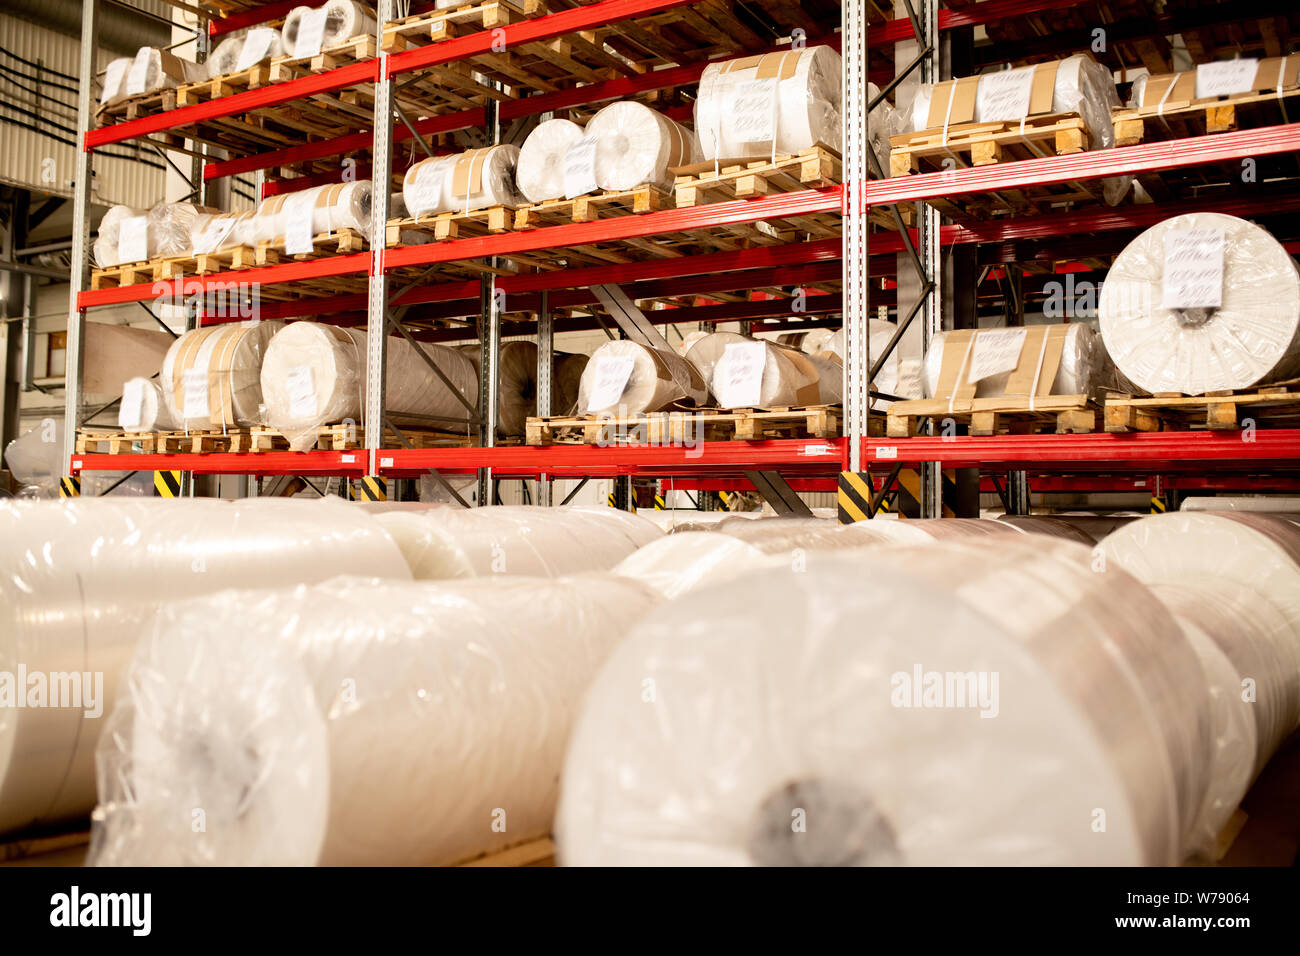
[100,48,203,107]
[0,498,411,837]
[117,377,178,432]
[281,2,376,53]
[206,27,284,78]
[558,537,1210,865]
[2,420,148,499]
[236,182,373,249]
[94,202,213,267]
[402,147,522,218]
[578,340,708,415]
[160,321,284,431]
[1098,213,1300,394]
[583,102,700,191]
[89,574,660,865]
[824,322,911,407]
[515,118,585,203]
[684,333,841,407]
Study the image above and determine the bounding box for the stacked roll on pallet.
[100,48,204,107]
[259,321,478,450]
[459,341,587,435]
[0,498,411,838]
[238,181,373,248]
[402,147,522,218]
[206,27,283,78]
[94,202,214,268]
[583,102,699,192]
[281,2,376,53]
[1098,214,1300,395]
[89,573,660,866]
[191,212,253,255]
[558,537,1210,865]
[374,505,662,579]
[117,377,178,432]
[160,321,284,432]
[684,332,842,407]
[578,340,708,415]
[515,119,585,203]
[823,322,909,407]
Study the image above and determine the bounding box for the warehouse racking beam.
[207,0,300,37]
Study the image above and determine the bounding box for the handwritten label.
[716,341,767,407]
[585,354,635,411]
[1162,228,1225,309]
[975,67,1036,122]
[1195,59,1259,99]
[283,191,317,255]
[967,328,1028,383]
[293,8,329,59]
[286,365,317,419]
[183,368,209,419]
[118,215,149,264]
[125,48,152,96]
[101,59,128,104]
[119,379,146,431]
[731,78,778,142]
[563,135,599,199]
[236,28,278,71]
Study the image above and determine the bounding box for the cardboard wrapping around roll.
[516,119,586,203]
[0,498,411,837]
[281,1,376,52]
[1097,213,1300,394]
[239,181,373,248]
[402,146,521,218]
[584,102,700,191]
[78,321,174,396]
[558,537,1210,865]
[259,321,478,450]
[578,340,708,415]
[160,321,284,431]
[374,505,661,579]
[695,46,842,160]
[88,573,660,865]
[1129,54,1300,109]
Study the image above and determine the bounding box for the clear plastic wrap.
[994,515,1097,544]
[2,420,146,499]
[695,46,841,161]
[583,101,700,191]
[373,504,661,579]
[259,321,477,449]
[923,323,1125,400]
[190,211,253,255]
[93,205,145,268]
[402,147,521,218]
[100,48,204,106]
[684,332,840,407]
[1097,213,1300,394]
[557,537,1209,866]
[516,118,585,203]
[578,340,708,415]
[867,82,905,175]
[238,181,373,249]
[117,377,178,432]
[611,531,781,599]
[89,573,660,866]
[1181,496,1300,513]
[159,321,285,431]
[93,202,212,267]
[0,498,411,837]
[281,2,376,54]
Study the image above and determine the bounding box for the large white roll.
[994,515,1098,544]
[160,321,284,431]
[190,211,253,255]
[1181,496,1300,513]
[206,27,284,78]
[402,146,521,218]
[239,181,373,248]
[695,46,841,160]
[611,531,779,600]
[0,498,410,837]
[578,340,708,415]
[93,202,211,267]
[923,323,1122,400]
[93,205,145,268]
[281,2,376,54]
[584,102,700,192]
[89,573,660,866]
[374,505,661,579]
[101,48,203,106]
[516,119,585,203]
[259,321,478,450]
[117,377,178,432]
[686,332,840,407]
[558,538,1210,865]
[1097,213,1300,394]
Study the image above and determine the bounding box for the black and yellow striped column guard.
[59,476,81,498]
[1150,495,1167,514]
[153,470,182,497]
[653,493,666,510]
[353,476,387,502]
[837,471,874,524]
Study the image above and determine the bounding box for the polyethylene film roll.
[1097,213,1300,394]
[516,119,585,203]
[281,2,376,53]
[402,147,521,218]
[578,340,708,415]
[100,48,204,106]
[206,28,284,79]
[160,321,284,431]
[923,323,1121,399]
[191,212,252,255]
[89,573,659,866]
[612,532,783,600]
[584,102,700,191]
[558,538,1209,866]
[994,515,1097,544]
[240,181,373,248]
[94,202,212,266]
[117,377,178,432]
[0,498,410,837]
[685,333,840,407]
[695,46,842,160]
[1181,496,1300,514]
[259,321,478,450]
[374,505,661,579]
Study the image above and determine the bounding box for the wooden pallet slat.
[513,184,668,229]
[1113,85,1300,147]
[1104,383,1300,432]
[886,395,1099,438]
[387,206,516,244]
[674,145,842,208]
[889,115,1089,177]
[526,405,847,446]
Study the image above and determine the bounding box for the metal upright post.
[476,99,502,507]
[841,0,869,474]
[917,0,945,519]
[365,0,396,490]
[536,289,553,506]
[61,0,99,480]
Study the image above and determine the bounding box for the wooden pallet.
[1105,383,1300,432]
[514,184,669,228]
[454,836,555,867]
[268,34,378,83]
[387,206,516,243]
[674,145,841,207]
[95,87,177,125]
[176,63,272,106]
[1113,85,1300,147]
[75,430,161,454]
[886,395,1099,438]
[384,0,545,49]
[889,115,1090,177]
[526,405,843,445]
[249,423,473,451]
[256,228,368,265]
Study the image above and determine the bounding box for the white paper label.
[967,328,1028,384]
[876,446,898,460]
[562,136,599,200]
[119,215,149,264]
[101,59,129,104]
[236,28,278,72]
[293,8,329,59]
[975,67,1036,123]
[286,365,317,419]
[586,354,636,410]
[1162,228,1225,309]
[731,77,778,142]
[283,191,317,255]
[1195,59,1259,99]
[380,457,394,468]
[119,379,146,431]
[341,454,356,463]
[183,368,209,419]
[125,48,152,96]
[799,443,833,456]
[718,341,767,407]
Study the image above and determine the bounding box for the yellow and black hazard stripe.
[837,471,874,524]
[353,475,387,502]
[153,470,182,498]
[59,476,81,498]
[1150,495,1167,514]
[607,491,617,508]
[653,494,666,510]
[895,468,957,519]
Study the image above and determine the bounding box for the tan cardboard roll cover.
[1129,54,1300,109]
[160,321,284,431]
[402,146,521,218]
[80,322,173,396]
[578,340,708,415]
[236,181,373,248]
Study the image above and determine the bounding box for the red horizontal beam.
[208,0,300,37]
[870,0,1085,45]
[70,450,368,476]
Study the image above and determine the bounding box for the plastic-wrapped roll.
[160,321,284,431]
[612,532,780,599]
[191,212,252,255]
[584,102,700,191]
[460,340,536,437]
[695,46,841,160]
[578,340,707,415]
[554,352,588,416]
[715,516,893,554]
[825,322,907,407]
[259,321,477,451]
[1181,496,1300,514]
[867,82,903,175]
[281,2,377,53]
[995,515,1098,544]
[0,498,411,837]
[99,58,131,105]
[402,147,521,218]
[102,48,203,106]
[1097,213,1300,395]
[93,205,146,268]
[711,336,842,407]
[117,377,178,432]
[89,573,659,866]
[149,202,212,258]
[837,516,1018,546]
[207,27,284,78]
[373,505,661,579]
[516,119,585,203]
[557,538,1210,865]
[923,323,1122,400]
[94,202,211,265]
[240,182,373,248]
[677,329,710,357]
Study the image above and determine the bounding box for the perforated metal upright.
[365,0,397,485]
[840,0,870,474]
